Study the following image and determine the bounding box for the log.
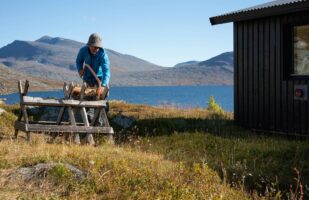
[23,96,107,107]
[15,121,114,134]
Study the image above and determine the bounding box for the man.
[76,33,110,95]
[75,33,111,144]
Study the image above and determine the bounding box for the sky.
[0,0,271,67]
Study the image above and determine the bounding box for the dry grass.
[0,138,247,200]
[108,101,309,199]
[0,103,247,200]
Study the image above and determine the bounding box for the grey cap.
[87,33,103,48]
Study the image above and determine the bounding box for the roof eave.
[209,1,309,25]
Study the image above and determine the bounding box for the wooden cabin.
[210,0,309,135]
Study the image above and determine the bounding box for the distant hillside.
[0,36,233,87]
[0,36,165,84]
[0,63,62,94]
[114,52,233,86]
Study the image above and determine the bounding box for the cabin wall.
[234,11,309,135]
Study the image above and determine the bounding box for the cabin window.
[293,24,309,75]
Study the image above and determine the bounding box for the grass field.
[0,101,308,199]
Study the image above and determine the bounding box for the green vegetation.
[109,100,309,199]
[0,101,308,199]
[207,95,224,114]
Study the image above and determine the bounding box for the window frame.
[284,20,309,80]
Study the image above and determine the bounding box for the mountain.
[0,36,233,90]
[0,63,62,94]
[0,36,164,84]
[174,61,199,67]
[114,52,233,86]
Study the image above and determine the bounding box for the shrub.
[207,96,224,114]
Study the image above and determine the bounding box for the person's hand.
[79,69,84,77]
[97,86,105,98]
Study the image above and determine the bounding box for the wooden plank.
[80,107,89,126]
[264,19,270,129]
[22,106,29,124]
[275,17,282,131]
[287,80,294,133]
[303,81,309,136]
[300,80,307,134]
[237,22,244,125]
[56,107,66,124]
[281,16,288,133]
[15,121,114,134]
[296,15,307,135]
[294,81,301,133]
[269,18,276,130]
[17,80,24,121]
[24,80,29,96]
[17,109,22,121]
[258,19,264,128]
[286,14,294,133]
[281,82,288,132]
[18,80,24,97]
[54,82,72,140]
[233,23,238,123]
[101,109,110,127]
[68,106,80,144]
[56,83,73,124]
[253,20,259,129]
[78,82,95,144]
[247,22,254,128]
[23,96,107,107]
[293,12,302,133]
[34,121,84,126]
[243,22,248,127]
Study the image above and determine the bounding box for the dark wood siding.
[234,11,309,135]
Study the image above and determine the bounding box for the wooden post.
[15,80,23,139]
[16,80,30,141]
[24,81,30,141]
[56,82,73,124]
[101,109,110,127]
[67,83,80,144]
[79,83,95,145]
[51,82,70,141]
[101,108,114,144]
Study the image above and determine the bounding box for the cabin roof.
[210,0,309,25]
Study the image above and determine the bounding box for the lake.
[0,86,234,112]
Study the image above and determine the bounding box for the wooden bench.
[14,80,114,144]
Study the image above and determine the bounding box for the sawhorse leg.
[15,80,31,141]
[79,83,95,145]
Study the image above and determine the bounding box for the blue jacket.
[76,46,110,86]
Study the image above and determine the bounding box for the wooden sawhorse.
[14,80,114,145]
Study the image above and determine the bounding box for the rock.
[8,163,85,182]
[0,98,6,105]
[38,107,62,121]
[112,115,135,128]
[0,108,6,115]
[27,107,83,122]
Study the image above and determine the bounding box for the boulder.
[0,98,6,105]
[28,107,83,122]
[0,108,5,115]
[8,163,85,182]
[112,115,135,128]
